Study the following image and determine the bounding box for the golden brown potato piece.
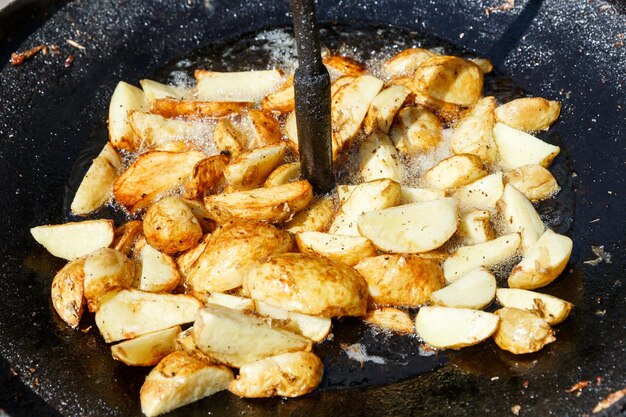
[112,220,143,256]
[264,162,301,187]
[451,96,497,164]
[469,58,493,74]
[323,55,367,76]
[114,150,206,213]
[503,164,560,202]
[204,180,313,224]
[493,307,556,354]
[140,351,234,417]
[224,143,287,190]
[354,255,444,307]
[382,48,437,77]
[414,56,483,106]
[248,109,282,149]
[111,325,180,367]
[181,199,217,232]
[212,118,247,159]
[244,253,368,317]
[295,232,377,267]
[495,97,561,132]
[143,197,203,254]
[195,69,284,102]
[359,131,402,183]
[423,154,487,190]
[128,111,206,150]
[140,79,190,102]
[176,234,210,279]
[331,75,356,97]
[261,75,295,113]
[150,98,246,119]
[108,81,148,152]
[184,220,294,294]
[51,258,86,328]
[495,288,573,325]
[83,248,135,312]
[30,219,115,261]
[364,308,414,334]
[183,154,230,199]
[284,197,335,234]
[390,106,442,154]
[363,85,411,134]
[229,351,323,398]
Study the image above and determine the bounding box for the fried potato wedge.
[150,98,246,119]
[71,142,122,215]
[174,327,212,362]
[498,184,545,253]
[261,75,295,113]
[415,306,499,349]
[323,55,366,76]
[357,198,459,253]
[181,199,217,232]
[493,307,555,354]
[400,186,446,204]
[354,254,444,307]
[295,231,377,267]
[140,351,234,417]
[430,267,496,310]
[451,96,497,164]
[95,288,202,343]
[364,308,414,334]
[494,122,560,170]
[283,111,298,145]
[129,111,207,149]
[193,304,312,368]
[469,58,493,74]
[329,179,401,236]
[382,48,437,77]
[264,162,301,187]
[458,210,495,245]
[31,219,115,260]
[136,244,181,293]
[204,180,313,224]
[495,97,561,132]
[413,55,483,106]
[363,85,410,134]
[443,233,521,283]
[390,106,442,154]
[503,164,560,202]
[247,109,282,148]
[284,197,335,234]
[331,75,356,96]
[244,253,368,317]
[507,229,572,290]
[211,118,247,158]
[255,301,332,342]
[423,154,487,190]
[84,247,135,312]
[114,150,206,213]
[229,351,323,398]
[195,69,284,102]
[336,184,357,205]
[455,172,504,213]
[108,81,148,151]
[111,325,180,367]
[143,196,203,254]
[176,234,209,279]
[112,220,143,255]
[184,220,293,294]
[183,154,229,199]
[204,293,255,312]
[495,288,573,325]
[140,79,190,101]
[359,131,402,183]
[51,258,85,328]
[331,75,384,159]
[224,143,286,190]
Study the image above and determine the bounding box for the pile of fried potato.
[31,46,574,416]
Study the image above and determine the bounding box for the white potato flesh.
[336,184,357,205]
[30,219,115,260]
[83,247,135,312]
[495,97,561,132]
[493,307,556,354]
[136,244,181,293]
[204,293,256,312]
[193,304,312,368]
[264,162,301,187]
[128,111,206,149]
[503,164,560,202]
[111,325,180,367]
[95,288,202,343]
[363,85,411,134]
[507,229,573,290]
[329,179,401,236]
[331,75,384,159]
[255,301,332,342]
[495,288,573,325]
[455,172,504,213]
[357,198,459,253]
[451,96,497,164]
[400,187,445,204]
[140,351,234,417]
[229,351,323,398]
[498,184,545,253]
[108,81,148,151]
[430,268,496,309]
[423,154,487,191]
[443,233,521,283]
[224,143,287,190]
[458,210,494,245]
[71,142,122,215]
[284,197,335,234]
[283,111,298,145]
[415,306,499,349]
[195,69,283,102]
[382,48,437,77]
[494,122,560,170]
[295,231,377,267]
[364,308,414,334]
[140,79,190,101]
[359,131,402,183]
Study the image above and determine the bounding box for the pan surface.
[1,0,625,416]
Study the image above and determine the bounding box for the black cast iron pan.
[1,0,625,416]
